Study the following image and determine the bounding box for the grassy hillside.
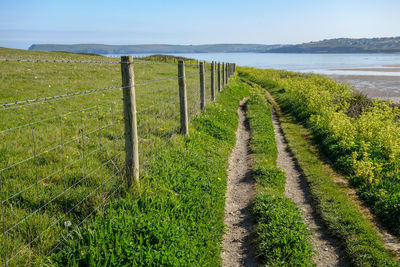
[0,47,214,265]
[28,44,283,54]
[269,36,400,53]
[49,77,250,266]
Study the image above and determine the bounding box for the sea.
[105,53,400,100]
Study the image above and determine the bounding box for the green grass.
[238,67,400,238]
[48,76,249,266]
[278,113,399,266]
[240,69,399,266]
[246,86,313,266]
[0,47,215,265]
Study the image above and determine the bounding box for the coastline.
[328,74,400,102]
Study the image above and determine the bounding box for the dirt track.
[221,98,257,267]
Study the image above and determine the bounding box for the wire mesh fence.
[0,56,235,265]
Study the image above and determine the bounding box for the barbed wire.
[0,102,113,134]
[0,58,204,66]
[0,58,120,64]
[0,86,121,111]
[0,54,234,265]
[0,74,198,111]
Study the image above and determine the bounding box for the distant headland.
[29,36,400,54]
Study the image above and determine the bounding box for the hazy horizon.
[1,0,400,49]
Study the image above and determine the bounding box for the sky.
[1,0,400,49]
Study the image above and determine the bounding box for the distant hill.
[29,37,400,54]
[28,44,284,54]
[268,37,400,53]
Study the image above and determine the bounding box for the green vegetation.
[268,36,400,53]
[28,36,400,54]
[246,86,313,266]
[49,77,249,265]
[240,68,400,266]
[0,47,210,265]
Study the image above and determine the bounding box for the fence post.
[218,62,221,92]
[178,60,189,135]
[222,62,225,88]
[200,61,205,110]
[225,63,228,84]
[211,61,215,101]
[121,56,139,186]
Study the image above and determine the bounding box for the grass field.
[0,47,215,265]
[49,77,249,266]
[3,45,399,266]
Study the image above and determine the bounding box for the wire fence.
[0,56,235,265]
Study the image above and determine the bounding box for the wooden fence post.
[218,62,221,92]
[225,63,228,84]
[222,62,225,88]
[121,56,139,186]
[200,61,205,110]
[211,61,215,101]
[178,60,189,135]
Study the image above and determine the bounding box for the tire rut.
[271,109,349,266]
[221,98,257,267]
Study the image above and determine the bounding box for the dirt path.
[271,109,348,267]
[221,98,257,267]
[263,89,400,260]
[331,169,400,260]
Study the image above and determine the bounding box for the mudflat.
[329,74,400,102]
[331,68,400,72]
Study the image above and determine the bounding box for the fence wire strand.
[0,56,235,265]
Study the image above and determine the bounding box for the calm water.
[107,53,400,76]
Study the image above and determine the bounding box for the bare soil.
[271,109,348,267]
[221,98,257,267]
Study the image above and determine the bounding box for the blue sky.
[1,0,400,49]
